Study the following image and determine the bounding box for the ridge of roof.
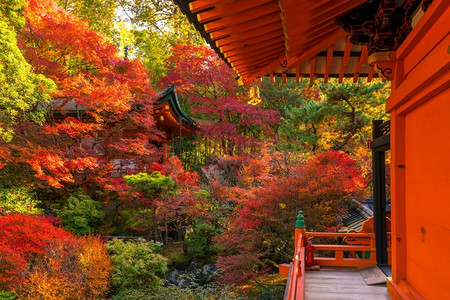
[156,85,197,127]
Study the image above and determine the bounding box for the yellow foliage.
[18,236,112,300]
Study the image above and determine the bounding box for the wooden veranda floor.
[304,267,391,300]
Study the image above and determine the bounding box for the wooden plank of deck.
[305,267,391,300]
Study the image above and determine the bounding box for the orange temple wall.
[387,0,450,298]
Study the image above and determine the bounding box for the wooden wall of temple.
[387,0,449,298]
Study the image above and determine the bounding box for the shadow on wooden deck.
[304,267,391,300]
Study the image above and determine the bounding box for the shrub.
[0,214,112,299]
[106,239,168,291]
[124,172,177,196]
[109,284,242,300]
[0,214,77,290]
[109,288,151,300]
[74,235,114,298]
[0,291,16,300]
[185,219,221,259]
[120,207,156,232]
[0,187,41,215]
[57,190,104,235]
[20,235,112,300]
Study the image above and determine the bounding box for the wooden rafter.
[226,45,283,64]
[236,57,282,73]
[353,45,368,82]
[238,58,283,75]
[310,57,316,84]
[237,55,282,71]
[203,2,280,33]
[210,12,281,40]
[288,26,339,53]
[176,0,381,84]
[215,24,282,48]
[228,46,284,65]
[284,0,366,36]
[244,54,287,84]
[197,0,273,23]
[224,40,283,59]
[232,52,284,69]
[368,65,375,82]
[338,36,352,83]
[287,29,346,68]
[324,46,333,83]
[189,0,233,13]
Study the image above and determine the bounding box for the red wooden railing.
[307,232,377,267]
[281,231,384,299]
[285,234,306,300]
[281,210,387,299]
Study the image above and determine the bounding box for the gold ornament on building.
[248,86,262,105]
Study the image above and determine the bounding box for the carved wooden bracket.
[336,0,431,55]
[368,51,396,81]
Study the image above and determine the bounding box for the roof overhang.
[174,0,427,85]
[155,85,198,137]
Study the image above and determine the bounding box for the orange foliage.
[213,151,367,284]
[75,235,113,298]
[0,0,159,190]
[0,215,112,299]
[19,236,113,299]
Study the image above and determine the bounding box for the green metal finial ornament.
[295,210,305,228]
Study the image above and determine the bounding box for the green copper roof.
[156,85,197,129]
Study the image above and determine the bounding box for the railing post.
[287,210,307,300]
[295,210,307,247]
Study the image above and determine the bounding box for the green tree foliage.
[106,238,168,291]
[55,0,118,39]
[319,80,389,151]
[0,187,41,215]
[185,218,221,259]
[0,0,26,28]
[116,0,204,80]
[0,1,55,142]
[278,98,330,153]
[124,171,177,197]
[121,161,209,245]
[122,171,177,235]
[57,190,104,235]
[259,78,312,114]
[260,78,388,154]
[0,290,16,300]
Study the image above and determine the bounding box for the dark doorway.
[371,120,390,265]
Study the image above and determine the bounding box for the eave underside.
[175,0,379,84]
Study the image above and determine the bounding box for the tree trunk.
[164,221,168,244]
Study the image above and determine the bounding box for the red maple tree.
[0,0,161,191]
[0,214,112,298]
[213,151,366,284]
[160,44,280,156]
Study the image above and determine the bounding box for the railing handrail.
[286,234,306,300]
[306,232,375,238]
[307,231,379,267]
[283,263,293,300]
[281,217,385,299]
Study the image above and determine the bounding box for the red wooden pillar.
[162,139,170,163]
[383,1,450,298]
[82,183,88,194]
